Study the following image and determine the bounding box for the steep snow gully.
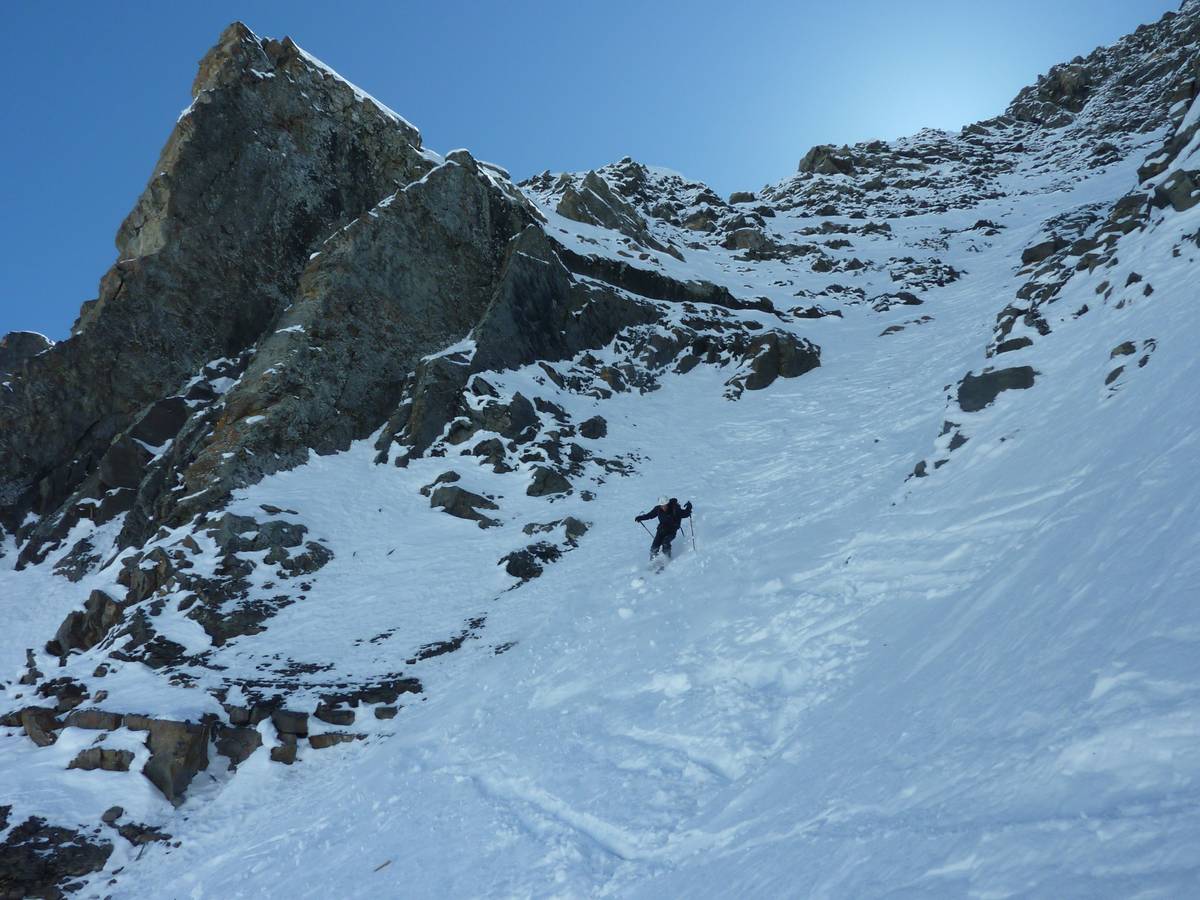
[3,6,1200,898]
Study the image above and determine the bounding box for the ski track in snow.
[3,90,1200,899]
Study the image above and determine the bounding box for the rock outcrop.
[141,152,534,530]
[556,170,682,258]
[799,144,856,176]
[0,816,113,899]
[0,330,52,377]
[957,367,1038,413]
[1,21,433,542]
[45,589,123,656]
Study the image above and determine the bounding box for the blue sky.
[0,0,1179,340]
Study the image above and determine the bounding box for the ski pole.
[638,520,653,537]
[690,515,696,551]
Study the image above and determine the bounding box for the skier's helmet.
[658,495,669,506]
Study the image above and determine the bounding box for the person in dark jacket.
[635,496,693,560]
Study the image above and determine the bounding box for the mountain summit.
[2,6,1199,897]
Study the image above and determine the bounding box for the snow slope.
[4,129,1193,897]
[4,10,1200,899]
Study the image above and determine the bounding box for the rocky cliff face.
[0,20,818,575]
[0,22,434,548]
[2,5,1199,896]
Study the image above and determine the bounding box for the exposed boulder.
[19,707,61,747]
[37,678,89,714]
[107,512,332,651]
[430,485,501,527]
[124,716,210,806]
[215,725,263,769]
[68,747,135,773]
[522,517,590,544]
[46,589,123,657]
[681,206,719,231]
[391,352,475,458]
[869,292,923,312]
[1152,169,1200,211]
[314,706,356,726]
[721,227,772,252]
[799,144,856,176]
[471,437,511,472]
[475,393,538,442]
[205,514,303,556]
[419,471,462,497]
[51,537,107,583]
[271,709,310,739]
[563,517,590,543]
[501,542,563,581]
[579,416,608,439]
[107,611,188,669]
[309,732,363,750]
[279,541,333,577]
[791,305,843,319]
[741,332,822,391]
[957,366,1037,412]
[994,336,1034,355]
[527,466,572,497]
[64,709,124,731]
[888,257,960,290]
[1021,236,1068,265]
[18,649,43,686]
[116,822,172,847]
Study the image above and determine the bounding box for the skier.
[635,496,693,561]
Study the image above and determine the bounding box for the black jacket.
[636,499,692,537]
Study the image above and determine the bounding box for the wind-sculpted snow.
[2,4,1200,897]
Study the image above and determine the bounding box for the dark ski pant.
[651,530,676,559]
